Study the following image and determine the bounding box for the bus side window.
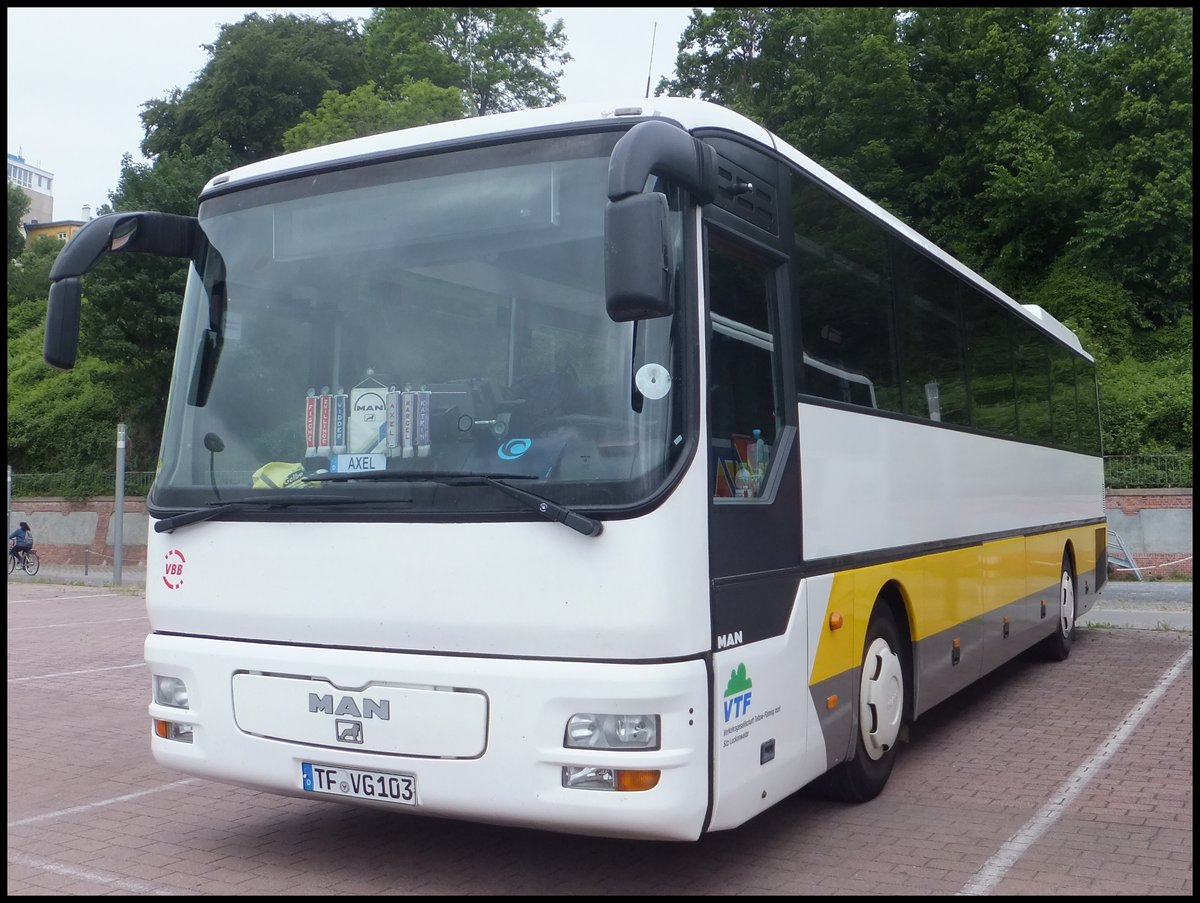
[791,172,901,412]
[707,235,781,498]
[963,287,1018,436]
[890,238,969,425]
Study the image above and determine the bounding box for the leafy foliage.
[1064,7,1194,329]
[140,13,368,167]
[1096,336,1193,455]
[362,8,570,115]
[7,311,123,474]
[282,80,467,151]
[8,182,31,260]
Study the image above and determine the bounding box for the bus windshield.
[153,131,688,515]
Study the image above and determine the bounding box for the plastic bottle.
[751,428,769,493]
[734,461,752,498]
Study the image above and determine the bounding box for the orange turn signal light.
[615,770,661,792]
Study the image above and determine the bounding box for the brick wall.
[8,497,148,570]
[1105,489,1193,579]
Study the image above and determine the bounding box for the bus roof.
[201,96,1089,360]
[200,97,768,196]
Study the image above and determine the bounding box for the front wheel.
[817,604,907,803]
[1039,552,1075,661]
[23,551,39,576]
[7,553,15,575]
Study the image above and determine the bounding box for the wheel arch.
[872,579,915,723]
[1062,539,1078,580]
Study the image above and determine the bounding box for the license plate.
[301,762,417,806]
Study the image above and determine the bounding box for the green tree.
[140,12,368,166]
[662,6,1192,454]
[7,182,30,260]
[281,79,468,152]
[1064,7,1193,333]
[772,7,923,210]
[662,7,803,128]
[888,7,1080,284]
[7,236,61,340]
[7,235,121,475]
[1096,338,1193,455]
[71,143,238,468]
[363,8,569,116]
[7,324,124,476]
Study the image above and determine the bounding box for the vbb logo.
[162,549,186,589]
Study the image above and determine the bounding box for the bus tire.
[1040,552,1075,662]
[818,604,906,803]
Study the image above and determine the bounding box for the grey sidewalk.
[1078,579,1193,631]
[10,563,1191,631]
[8,561,146,590]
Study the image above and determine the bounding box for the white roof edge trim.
[202,96,771,194]
[1021,304,1091,360]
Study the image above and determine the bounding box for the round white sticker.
[635,363,671,400]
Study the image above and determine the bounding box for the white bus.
[45,97,1107,841]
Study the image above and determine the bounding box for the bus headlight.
[562,765,660,791]
[153,675,190,708]
[564,713,659,750]
[152,675,193,743]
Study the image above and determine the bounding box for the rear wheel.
[24,551,39,576]
[1040,552,1075,661]
[818,604,906,802]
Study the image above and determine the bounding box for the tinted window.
[964,289,1017,436]
[1015,331,1053,443]
[1077,365,1102,455]
[891,240,969,425]
[1049,343,1078,450]
[792,174,901,412]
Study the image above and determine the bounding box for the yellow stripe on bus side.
[809,526,1099,686]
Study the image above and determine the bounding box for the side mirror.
[605,193,673,321]
[44,211,198,370]
[44,277,82,369]
[603,119,717,323]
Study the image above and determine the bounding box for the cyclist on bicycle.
[9,522,33,563]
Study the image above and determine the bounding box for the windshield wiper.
[153,494,365,533]
[302,471,603,537]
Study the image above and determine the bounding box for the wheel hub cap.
[860,637,903,760]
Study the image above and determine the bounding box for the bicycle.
[8,547,40,576]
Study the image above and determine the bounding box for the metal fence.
[1103,455,1193,490]
[7,456,1193,497]
[9,470,157,498]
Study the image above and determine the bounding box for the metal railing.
[1103,455,1193,490]
[10,470,156,498]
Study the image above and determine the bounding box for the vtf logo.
[722,663,752,722]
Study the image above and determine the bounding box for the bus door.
[700,140,807,830]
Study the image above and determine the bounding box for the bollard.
[114,423,126,586]
[84,549,89,576]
